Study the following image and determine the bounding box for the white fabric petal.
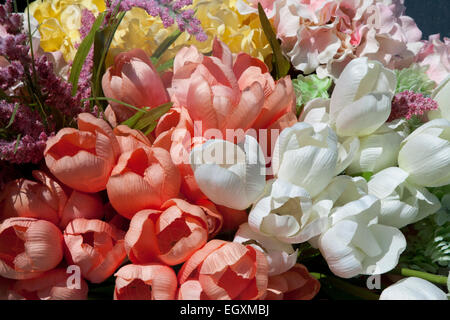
[335,93,392,137]
[398,129,450,187]
[380,277,448,300]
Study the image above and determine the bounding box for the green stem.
[393,268,448,285]
[311,273,380,300]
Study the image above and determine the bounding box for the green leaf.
[5,103,19,129]
[121,108,149,129]
[156,58,175,72]
[83,97,145,113]
[13,134,21,154]
[134,102,173,134]
[151,29,182,62]
[258,3,290,80]
[69,12,106,96]
[92,12,126,109]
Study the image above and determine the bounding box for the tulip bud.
[272,122,339,197]
[44,113,121,193]
[63,219,126,284]
[114,264,177,300]
[102,49,170,122]
[0,218,63,280]
[107,146,181,219]
[125,199,208,266]
[10,268,88,300]
[178,240,269,300]
[330,57,396,137]
[264,264,320,300]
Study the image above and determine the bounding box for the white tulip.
[368,167,441,228]
[272,122,339,197]
[248,179,327,244]
[330,57,396,137]
[299,98,331,125]
[398,119,450,187]
[310,176,406,278]
[319,195,406,279]
[380,277,448,300]
[428,75,450,121]
[190,135,266,210]
[233,223,298,276]
[346,120,409,175]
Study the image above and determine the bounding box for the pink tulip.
[8,268,89,300]
[0,170,104,229]
[102,48,170,122]
[0,218,63,280]
[234,53,297,130]
[178,240,268,300]
[125,198,208,266]
[114,264,177,300]
[106,146,181,219]
[263,264,320,300]
[169,39,265,135]
[113,125,152,154]
[153,107,208,202]
[44,113,121,193]
[0,171,67,225]
[63,218,126,284]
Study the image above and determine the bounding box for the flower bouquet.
[0,0,449,301]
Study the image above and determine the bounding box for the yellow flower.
[108,0,271,66]
[28,0,106,62]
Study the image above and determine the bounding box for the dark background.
[405,0,449,38]
[10,0,450,39]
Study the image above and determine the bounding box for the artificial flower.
[428,75,450,121]
[263,264,320,300]
[124,199,208,266]
[234,222,298,276]
[169,39,296,135]
[389,90,438,122]
[113,125,153,153]
[271,122,339,197]
[102,48,170,123]
[248,179,327,244]
[318,195,406,278]
[63,218,126,283]
[395,64,436,95]
[379,277,448,300]
[329,57,396,137]
[190,135,266,210]
[346,120,408,175]
[0,170,104,229]
[108,1,271,67]
[28,0,106,62]
[398,118,450,187]
[0,217,63,280]
[292,74,332,113]
[368,167,441,228]
[7,268,89,300]
[178,240,268,300]
[415,34,450,85]
[106,146,181,219]
[114,264,178,300]
[44,113,121,193]
[270,0,422,78]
